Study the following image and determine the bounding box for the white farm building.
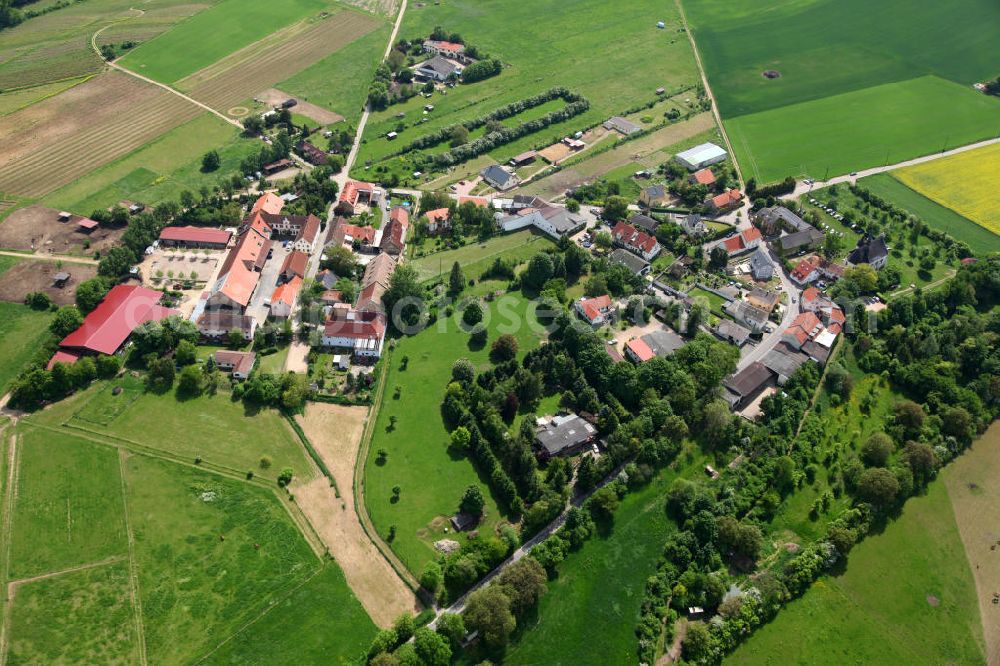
[674,142,728,171]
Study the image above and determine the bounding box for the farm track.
[183,12,381,114]
[117,449,148,666]
[0,431,18,666]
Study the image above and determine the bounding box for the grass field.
[7,561,140,664]
[0,301,54,393]
[408,231,556,282]
[201,563,377,664]
[122,453,322,663]
[893,143,1000,238]
[118,0,331,83]
[280,22,392,126]
[683,0,1000,118]
[43,113,256,213]
[683,0,1000,182]
[354,0,701,183]
[365,292,548,574]
[728,478,984,664]
[69,388,315,482]
[505,464,686,665]
[9,429,127,579]
[860,173,1000,254]
[726,76,1000,183]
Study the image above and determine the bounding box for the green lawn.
[687,286,729,315]
[354,0,700,184]
[258,346,291,375]
[69,388,315,482]
[7,561,140,664]
[123,454,325,664]
[9,428,127,579]
[201,563,377,665]
[43,113,257,213]
[118,0,332,83]
[408,231,556,282]
[280,23,393,127]
[505,464,689,665]
[728,479,984,665]
[683,0,1000,118]
[860,173,1000,254]
[365,292,548,575]
[726,76,1000,182]
[0,301,54,393]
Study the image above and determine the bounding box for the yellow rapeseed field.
[895,143,1000,236]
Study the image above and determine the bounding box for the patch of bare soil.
[943,421,1000,664]
[292,403,419,626]
[0,260,97,305]
[0,205,122,255]
[256,88,342,125]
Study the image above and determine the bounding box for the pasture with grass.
[683,0,1000,180]
[0,300,55,393]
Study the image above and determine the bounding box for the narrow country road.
[91,15,244,130]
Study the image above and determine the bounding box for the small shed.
[77,218,99,233]
[386,131,398,140]
[450,512,476,532]
[52,272,71,288]
[657,21,666,29]
[332,354,350,371]
[688,606,704,617]
[57,211,72,222]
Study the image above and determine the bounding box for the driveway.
[246,244,287,324]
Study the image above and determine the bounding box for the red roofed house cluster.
[707,188,743,214]
[611,221,661,261]
[790,254,846,285]
[575,295,614,326]
[205,209,272,311]
[335,180,379,216]
[781,292,843,363]
[48,285,178,369]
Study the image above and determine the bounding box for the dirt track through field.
[944,422,1000,665]
[181,11,381,116]
[292,403,419,627]
[0,71,200,198]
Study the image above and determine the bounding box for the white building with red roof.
[335,180,379,216]
[722,227,763,257]
[575,295,614,326]
[269,276,302,319]
[321,308,387,358]
[425,207,451,234]
[611,221,661,261]
[159,226,232,249]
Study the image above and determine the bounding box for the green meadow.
[7,561,140,664]
[726,76,1000,182]
[683,0,1000,117]
[728,479,983,665]
[408,230,556,282]
[365,292,548,574]
[9,429,127,579]
[119,0,332,83]
[0,298,55,393]
[860,174,1000,254]
[682,0,1000,181]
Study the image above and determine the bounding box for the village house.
[748,248,774,280]
[415,55,464,81]
[425,207,451,234]
[481,165,519,191]
[689,168,716,187]
[196,311,257,341]
[296,140,328,166]
[724,300,769,332]
[335,180,379,216]
[679,213,707,237]
[714,319,751,347]
[497,197,586,239]
[722,227,762,256]
[790,255,845,285]
[205,211,272,312]
[158,226,232,249]
[268,276,302,319]
[357,252,397,312]
[380,207,409,255]
[747,287,780,313]
[611,220,661,261]
[327,218,377,250]
[776,226,825,256]
[707,188,743,214]
[534,413,596,458]
[753,205,807,236]
[266,212,321,253]
[625,329,685,362]
[279,250,309,283]
[321,308,387,358]
[639,184,669,209]
[575,295,614,326]
[722,361,774,410]
[422,39,470,62]
[629,213,660,235]
[603,116,643,136]
[214,350,256,380]
[847,234,889,270]
[609,248,651,276]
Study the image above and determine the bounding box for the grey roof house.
[847,235,889,270]
[749,248,773,280]
[609,247,651,276]
[481,165,519,191]
[535,414,597,457]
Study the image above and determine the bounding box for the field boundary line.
[191,565,326,664]
[117,449,148,666]
[352,348,425,599]
[0,430,19,666]
[91,20,243,131]
[7,554,125,587]
[0,250,98,266]
[273,487,327,562]
[673,0,742,187]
